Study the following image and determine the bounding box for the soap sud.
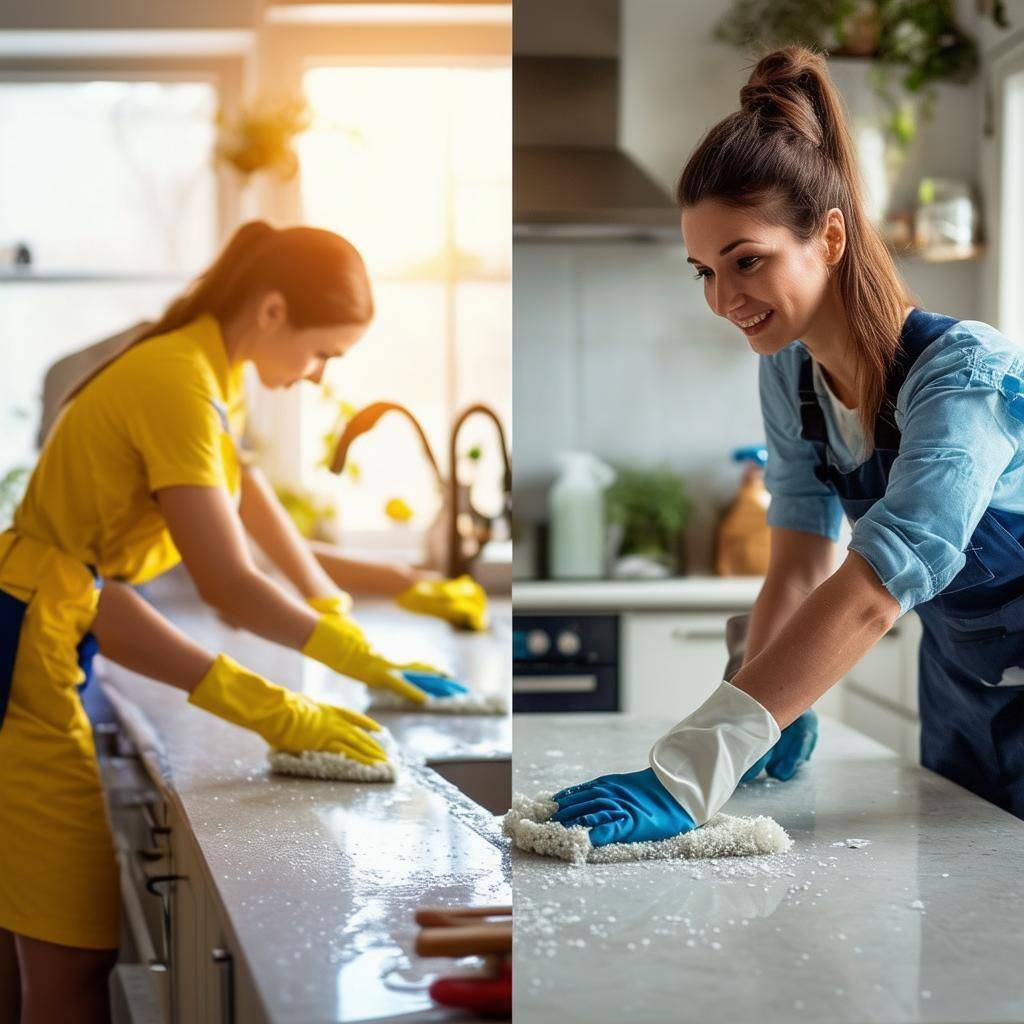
[267,749,396,783]
[831,838,872,849]
[368,689,507,715]
[909,899,926,912]
[503,793,793,866]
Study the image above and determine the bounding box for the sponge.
[503,792,792,866]
[268,749,396,782]
[368,689,508,715]
[267,728,398,782]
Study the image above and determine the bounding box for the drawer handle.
[670,628,726,642]
[144,873,185,898]
[211,948,235,1024]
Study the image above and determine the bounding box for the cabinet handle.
[144,873,185,898]
[141,800,171,841]
[669,628,726,642]
[211,948,235,1024]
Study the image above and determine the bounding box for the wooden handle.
[415,923,512,957]
[415,905,512,927]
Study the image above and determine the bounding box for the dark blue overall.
[798,308,1024,818]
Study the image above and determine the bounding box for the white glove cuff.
[648,680,781,826]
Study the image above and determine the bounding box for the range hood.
[513,0,679,240]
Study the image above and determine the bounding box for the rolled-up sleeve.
[759,352,844,540]
[849,339,1022,614]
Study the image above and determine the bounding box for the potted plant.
[713,0,1009,147]
[605,467,693,577]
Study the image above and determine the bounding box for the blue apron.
[798,308,1024,818]
[0,588,100,732]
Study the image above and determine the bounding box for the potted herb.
[605,467,693,576]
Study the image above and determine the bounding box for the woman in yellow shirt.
[0,221,474,1023]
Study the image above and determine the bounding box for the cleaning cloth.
[267,728,398,782]
[367,688,508,715]
[504,793,791,866]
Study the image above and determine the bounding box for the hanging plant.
[714,0,1009,148]
[215,96,312,180]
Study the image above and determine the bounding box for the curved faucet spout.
[329,401,444,489]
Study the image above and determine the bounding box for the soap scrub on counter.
[504,793,791,866]
[267,728,398,782]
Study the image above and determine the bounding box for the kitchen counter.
[513,713,1024,1023]
[513,576,763,611]
[98,568,511,1024]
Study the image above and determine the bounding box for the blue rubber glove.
[741,710,818,783]
[552,768,696,847]
[400,671,469,699]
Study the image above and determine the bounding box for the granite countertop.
[512,577,764,611]
[99,569,512,1024]
[513,713,1024,1024]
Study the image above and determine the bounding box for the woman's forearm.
[309,540,438,596]
[743,575,816,666]
[731,551,900,727]
[90,582,215,692]
[239,467,340,599]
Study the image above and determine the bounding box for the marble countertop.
[513,577,763,611]
[99,569,512,1024]
[513,712,1024,1024]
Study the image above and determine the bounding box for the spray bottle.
[548,452,616,580]
[714,446,770,576]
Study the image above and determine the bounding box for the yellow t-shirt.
[14,314,247,584]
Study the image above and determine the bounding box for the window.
[0,77,219,473]
[295,62,511,537]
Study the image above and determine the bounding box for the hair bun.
[740,47,827,149]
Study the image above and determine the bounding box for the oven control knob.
[556,630,581,656]
[526,629,550,656]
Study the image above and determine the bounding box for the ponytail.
[64,220,373,402]
[678,46,914,435]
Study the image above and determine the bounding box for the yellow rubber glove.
[307,592,354,617]
[301,613,447,704]
[188,653,387,764]
[395,575,489,632]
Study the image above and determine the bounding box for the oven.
[512,613,619,712]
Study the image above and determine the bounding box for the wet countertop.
[514,713,1024,1024]
[99,568,511,1024]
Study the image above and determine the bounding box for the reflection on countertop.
[513,712,1024,1024]
[99,567,511,1024]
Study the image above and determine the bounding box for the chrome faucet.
[329,401,511,579]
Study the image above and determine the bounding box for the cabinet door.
[622,612,732,717]
[170,810,206,1024]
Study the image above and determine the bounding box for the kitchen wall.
[515,0,995,574]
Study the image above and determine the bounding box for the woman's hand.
[301,612,468,703]
[188,653,387,764]
[552,768,696,846]
[395,575,489,631]
[741,710,818,782]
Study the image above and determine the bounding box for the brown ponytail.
[65,220,373,402]
[677,46,915,435]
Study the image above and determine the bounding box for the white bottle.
[548,452,616,580]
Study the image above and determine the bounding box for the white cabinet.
[622,612,734,717]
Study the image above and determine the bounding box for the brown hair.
[66,220,373,401]
[677,46,914,434]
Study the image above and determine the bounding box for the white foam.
[267,749,395,783]
[504,792,793,866]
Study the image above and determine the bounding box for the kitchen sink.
[425,756,511,815]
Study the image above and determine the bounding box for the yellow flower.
[385,497,413,523]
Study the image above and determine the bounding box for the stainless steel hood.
[513,0,679,240]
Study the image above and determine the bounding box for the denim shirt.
[759,318,1024,615]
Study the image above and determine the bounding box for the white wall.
[515,0,994,574]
